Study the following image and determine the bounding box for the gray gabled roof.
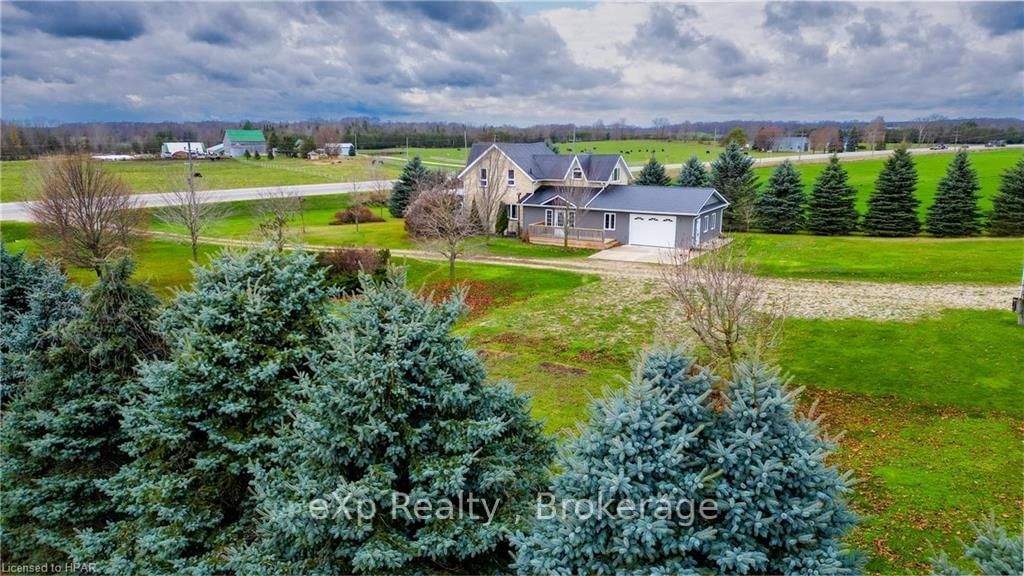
[521,185,729,216]
[462,142,625,182]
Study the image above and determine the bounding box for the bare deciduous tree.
[404,175,479,280]
[253,187,302,251]
[473,152,507,244]
[659,244,786,370]
[29,155,145,276]
[366,160,392,218]
[154,148,231,262]
[553,171,593,248]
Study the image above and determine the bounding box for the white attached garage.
[628,213,676,248]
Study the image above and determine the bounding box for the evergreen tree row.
[749,149,1022,237]
[1,246,864,573]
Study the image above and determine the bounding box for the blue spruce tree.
[0,245,81,399]
[240,271,554,574]
[513,350,720,574]
[2,259,163,563]
[516,350,861,574]
[930,515,1023,576]
[709,362,860,574]
[79,249,332,573]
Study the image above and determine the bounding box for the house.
[771,136,809,152]
[222,129,266,157]
[160,142,206,159]
[324,142,355,157]
[458,142,728,249]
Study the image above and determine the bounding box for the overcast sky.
[1,1,1021,125]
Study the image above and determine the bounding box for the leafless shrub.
[154,152,231,262]
[659,243,786,370]
[253,188,302,251]
[404,175,479,280]
[28,155,146,276]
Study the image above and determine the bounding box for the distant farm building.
[206,143,225,156]
[771,136,809,152]
[223,129,267,157]
[161,142,206,159]
[324,142,355,157]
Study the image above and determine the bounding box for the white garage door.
[628,214,677,248]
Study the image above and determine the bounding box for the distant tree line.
[3,116,1022,159]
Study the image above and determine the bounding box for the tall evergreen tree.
[756,160,806,233]
[389,156,430,217]
[80,250,333,573]
[988,158,1024,236]
[711,143,759,231]
[515,350,860,574]
[635,155,672,185]
[678,154,711,187]
[2,259,163,563]
[514,350,719,574]
[925,151,982,236]
[0,246,81,399]
[242,271,554,574]
[807,156,859,235]
[863,147,921,236]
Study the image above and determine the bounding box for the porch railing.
[527,223,605,243]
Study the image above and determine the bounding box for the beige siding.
[461,148,540,206]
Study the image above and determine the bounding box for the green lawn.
[735,232,1023,285]
[778,310,1024,414]
[452,275,1022,573]
[0,156,400,203]
[152,193,596,258]
[752,148,1023,216]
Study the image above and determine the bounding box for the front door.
[693,218,701,247]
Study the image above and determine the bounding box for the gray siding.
[519,205,725,249]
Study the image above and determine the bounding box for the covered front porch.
[526,222,618,249]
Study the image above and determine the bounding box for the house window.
[572,167,583,179]
[612,167,620,181]
[508,204,519,221]
[703,215,709,232]
[507,169,515,186]
[544,209,554,226]
[711,213,716,230]
[603,213,616,230]
[479,168,487,187]
[568,211,576,228]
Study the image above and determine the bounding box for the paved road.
[628,143,1024,171]
[0,179,395,222]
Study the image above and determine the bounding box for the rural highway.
[0,179,395,222]
[627,143,1024,172]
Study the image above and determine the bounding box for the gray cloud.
[763,1,856,33]
[5,1,146,41]
[970,2,1024,36]
[0,1,1020,124]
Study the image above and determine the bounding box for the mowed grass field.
[370,139,799,168]
[563,138,795,164]
[735,233,1023,285]
[752,148,1023,216]
[0,156,401,203]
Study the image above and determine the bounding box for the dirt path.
[151,232,1015,320]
